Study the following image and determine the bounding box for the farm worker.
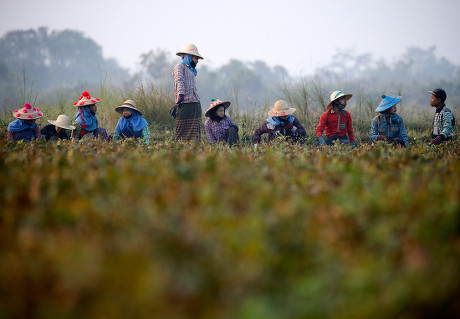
[113,100,150,144]
[428,88,455,145]
[71,91,109,141]
[369,95,408,146]
[253,100,306,149]
[204,99,239,146]
[172,44,203,142]
[7,103,43,141]
[316,90,355,146]
[40,114,76,141]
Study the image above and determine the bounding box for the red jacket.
[316,109,355,143]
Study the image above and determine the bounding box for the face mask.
[190,60,196,68]
[124,114,132,119]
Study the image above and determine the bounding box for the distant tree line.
[1,27,459,112]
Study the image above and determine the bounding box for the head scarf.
[115,109,148,133]
[181,54,197,76]
[267,114,294,126]
[74,106,98,131]
[8,119,37,132]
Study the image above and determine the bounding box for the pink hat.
[12,103,43,119]
[73,91,101,107]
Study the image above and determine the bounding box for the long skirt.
[175,102,202,142]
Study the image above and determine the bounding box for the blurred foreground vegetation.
[0,136,459,318]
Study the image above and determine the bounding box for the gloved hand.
[352,142,356,147]
[378,135,387,140]
[317,136,324,145]
[177,94,184,105]
[431,135,443,145]
[285,122,294,130]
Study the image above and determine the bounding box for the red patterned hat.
[205,99,231,117]
[73,91,101,107]
[12,103,43,120]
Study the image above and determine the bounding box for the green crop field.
[0,136,459,319]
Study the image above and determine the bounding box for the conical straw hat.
[48,114,76,130]
[115,100,143,116]
[12,103,43,120]
[73,91,101,107]
[176,44,204,59]
[326,91,353,110]
[205,99,231,117]
[268,100,296,117]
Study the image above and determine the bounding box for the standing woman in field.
[172,44,203,142]
[7,103,43,141]
[71,91,109,141]
[204,99,239,146]
[369,95,408,146]
[113,100,150,144]
[316,91,356,146]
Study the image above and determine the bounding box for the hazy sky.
[1,0,460,75]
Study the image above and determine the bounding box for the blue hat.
[375,95,402,112]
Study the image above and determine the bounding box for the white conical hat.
[176,44,204,59]
[48,114,76,130]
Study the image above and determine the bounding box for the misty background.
[1,0,460,113]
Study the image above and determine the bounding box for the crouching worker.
[204,99,239,146]
[370,95,408,147]
[7,103,43,141]
[253,100,306,148]
[71,91,109,141]
[428,88,455,145]
[114,100,150,144]
[41,115,75,141]
[316,91,355,146]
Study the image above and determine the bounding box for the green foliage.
[0,138,459,319]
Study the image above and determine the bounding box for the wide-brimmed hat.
[327,91,353,110]
[205,99,231,117]
[268,100,296,117]
[48,114,76,130]
[73,91,101,107]
[12,103,43,120]
[176,44,204,59]
[115,100,143,116]
[375,95,402,112]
